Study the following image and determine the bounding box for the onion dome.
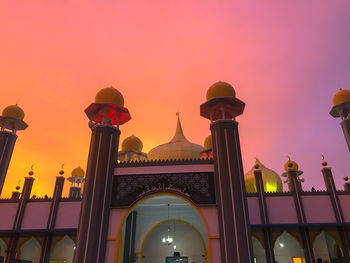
[206,81,236,101]
[204,135,212,150]
[333,89,350,106]
[71,166,85,178]
[147,113,204,160]
[245,159,283,192]
[2,104,25,120]
[284,158,299,171]
[95,87,124,107]
[122,134,143,152]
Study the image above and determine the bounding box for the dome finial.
[170,112,187,143]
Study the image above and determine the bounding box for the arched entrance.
[142,219,206,263]
[114,193,210,263]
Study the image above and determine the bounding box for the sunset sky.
[1,0,350,197]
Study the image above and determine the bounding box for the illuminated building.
[0,83,350,263]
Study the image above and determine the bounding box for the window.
[292,257,306,263]
[49,260,67,263]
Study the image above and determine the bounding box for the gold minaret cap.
[95,86,124,107]
[2,104,25,120]
[206,81,236,101]
[333,89,350,106]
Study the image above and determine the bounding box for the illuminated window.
[292,257,306,263]
[49,260,67,263]
[254,258,257,263]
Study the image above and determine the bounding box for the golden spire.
[170,113,188,143]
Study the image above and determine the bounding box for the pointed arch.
[20,236,41,263]
[50,235,75,263]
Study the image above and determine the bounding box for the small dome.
[95,87,124,107]
[333,89,350,106]
[245,159,283,192]
[206,81,236,101]
[204,135,212,150]
[2,104,25,120]
[122,134,143,152]
[284,159,299,171]
[71,166,85,178]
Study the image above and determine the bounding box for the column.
[40,176,65,263]
[73,125,121,263]
[322,167,350,259]
[210,119,254,263]
[287,170,315,263]
[254,170,275,263]
[4,176,34,263]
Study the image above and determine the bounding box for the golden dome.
[95,87,124,107]
[148,114,204,160]
[284,159,299,171]
[333,89,350,106]
[245,159,283,193]
[206,81,236,101]
[204,135,212,150]
[71,166,85,178]
[2,104,25,120]
[122,134,143,152]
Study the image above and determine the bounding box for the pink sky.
[0,0,350,197]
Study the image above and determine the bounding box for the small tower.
[200,81,254,263]
[0,104,28,196]
[330,89,350,151]
[73,87,131,263]
[200,135,213,159]
[118,134,147,162]
[67,166,85,198]
[281,158,304,191]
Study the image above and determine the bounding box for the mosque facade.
[0,84,350,263]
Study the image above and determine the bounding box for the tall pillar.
[286,169,315,263]
[4,176,34,263]
[40,175,65,263]
[73,87,131,263]
[0,105,28,196]
[254,170,275,263]
[200,82,254,263]
[322,166,350,259]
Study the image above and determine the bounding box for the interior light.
[173,245,177,249]
[279,243,284,248]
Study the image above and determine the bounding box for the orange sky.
[1,0,350,197]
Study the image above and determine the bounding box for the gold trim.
[113,192,212,263]
[107,237,116,241]
[209,235,219,239]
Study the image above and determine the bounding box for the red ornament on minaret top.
[85,86,131,127]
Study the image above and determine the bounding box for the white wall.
[20,237,41,263]
[50,235,75,263]
[274,232,304,263]
[0,238,7,257]
[252,237,266,263]
[143,221,205,263]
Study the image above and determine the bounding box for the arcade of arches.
[0,194,347,263]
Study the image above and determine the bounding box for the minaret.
[330,89,350,151]
[200,81,254,263]
[73,87,131,263]
[0,104,28,196]
[67,166,85,198]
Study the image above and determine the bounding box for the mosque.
[0,82,350,263]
